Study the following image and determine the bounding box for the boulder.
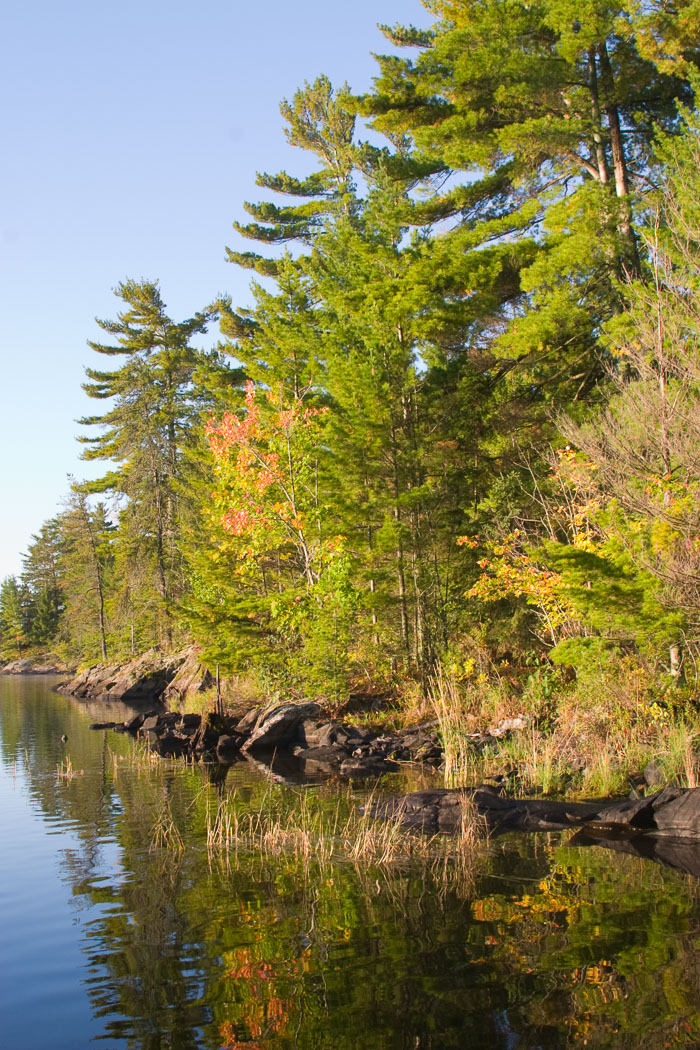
[242,702,321,752]
[299,744,348,766]
[150,733,189,758]
[340,755,399,778]
[216,734,242,754]
[161,650,214,708]
[58,648,187,705]
[235,706,264,735]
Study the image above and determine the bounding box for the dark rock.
[124,713,148,732]
[151,733,189,758]
[339,756,399,778]
[89,721,117,730]
[299,745,348,766]
[242,702,321,751]
[191,714,229,753]
[298,720,339,748]
[369,784,700,839]
[140,715,161,733]
[235,706,264,735]
[216,735,241,753]
[180,713,202,729]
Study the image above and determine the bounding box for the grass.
[429,662,700,799]
[151,800,185,852]
[201,781,488,894]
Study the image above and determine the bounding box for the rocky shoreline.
[2,658,69,674]
[80,703,445,779]
[369,783,700,837]
[57,648,448,777]
[56,649,700,872]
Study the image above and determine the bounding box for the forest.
[4,0,700,733]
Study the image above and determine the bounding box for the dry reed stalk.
[150,802,185,852]
[430,671,474,788]
[56,757,83,779]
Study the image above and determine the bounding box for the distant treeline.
[3,0,700,703]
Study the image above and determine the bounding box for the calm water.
[3,677,700,1050]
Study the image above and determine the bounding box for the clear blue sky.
[0,0,428,580]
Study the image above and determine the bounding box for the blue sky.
[0,0,428,580]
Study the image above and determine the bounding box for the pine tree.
[78,279,216,648]
[21,518,64,647]
[0,577,29,659]
[363,0,693,389]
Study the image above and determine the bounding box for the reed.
[430,671,475,788]
[150,801,185,852]
[202,781,488,896]
[56,757,83,779]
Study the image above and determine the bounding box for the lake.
[2,674,700,1049]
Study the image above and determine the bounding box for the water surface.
[2,675,700,1049]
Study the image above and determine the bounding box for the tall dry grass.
[201,782,488,895]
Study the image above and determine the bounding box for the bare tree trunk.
[597,41,641,276]
[588,49,610,185]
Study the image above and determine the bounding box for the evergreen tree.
[363,0,693,389]
[21,518,64,647]
[58,489,115,662]
[78,279,216,648]
[0,577,29,659]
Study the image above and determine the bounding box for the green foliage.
[15,4,700,719]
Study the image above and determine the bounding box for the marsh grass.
[430,672,479,788]
[201,781,488,895]
[150,800,185,852]
[430,662,700,798]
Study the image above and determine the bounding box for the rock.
[339,756,399,778]
[124,713,149,732]
[368,784,700,838]
[298,720,339,748]
[150,733,189,758]
[180,713,202,729]
[242,702,321,751]
[88,722,117,730]
[216,734,241,754]
[2,658,68,675]
[235,707,264,735]
[58,648,188,705]
[300,744,348,766]
[189,712,237,755]
[487,714,528,738]
[140,715,162,733]
[161,650,214,708]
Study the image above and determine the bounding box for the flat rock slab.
[369,786,700,837]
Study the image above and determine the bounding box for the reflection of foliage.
[7,679,700,1049]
